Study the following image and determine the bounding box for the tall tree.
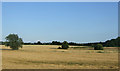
[5,34,23,50]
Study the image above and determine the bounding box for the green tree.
[62,41,69,49]
[117,37,120,47]
[94,44,104,50]
[5,34,23,50]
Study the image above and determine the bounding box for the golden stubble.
[2,45,118,69]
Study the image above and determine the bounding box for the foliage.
[94,44,104,50]
[37,41,42,44]
[34,41,42,45]
[105,37,120,47]
[2,36,120,47]
[62,41,69,49]
[5,34,23,50]
[52,41,61,45]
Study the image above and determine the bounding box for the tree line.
[0,34,119,50]
[0,35,120,47]
[23,37,120,47]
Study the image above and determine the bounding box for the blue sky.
[2,2,118,43]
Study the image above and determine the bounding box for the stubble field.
[1,45,118,69]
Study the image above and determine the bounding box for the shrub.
[62,41,69,49]
[94,44,104,50]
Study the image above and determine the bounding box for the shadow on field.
[0,49,12,50]
[49,48,58,49]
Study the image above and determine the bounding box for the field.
[1,45,118,69]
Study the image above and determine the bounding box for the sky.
[2,2,118,43]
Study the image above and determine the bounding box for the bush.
[62,41,69,49]
[94,44,104,50]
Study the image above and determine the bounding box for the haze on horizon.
[2,2,118,43]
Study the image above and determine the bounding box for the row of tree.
[23,37,120,47]
[0,34,119,50]
[0,34,120,47]
[103,37,120,47]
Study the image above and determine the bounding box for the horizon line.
[0,39,115,44]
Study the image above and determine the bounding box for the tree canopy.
[62,41,69,49]
[5,34,23,50]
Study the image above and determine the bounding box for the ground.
[1,45,118,69]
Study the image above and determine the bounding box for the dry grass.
[1,45,118,69]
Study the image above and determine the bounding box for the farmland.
[1,45,118,69]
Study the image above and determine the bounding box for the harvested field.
[1,45,118,69]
